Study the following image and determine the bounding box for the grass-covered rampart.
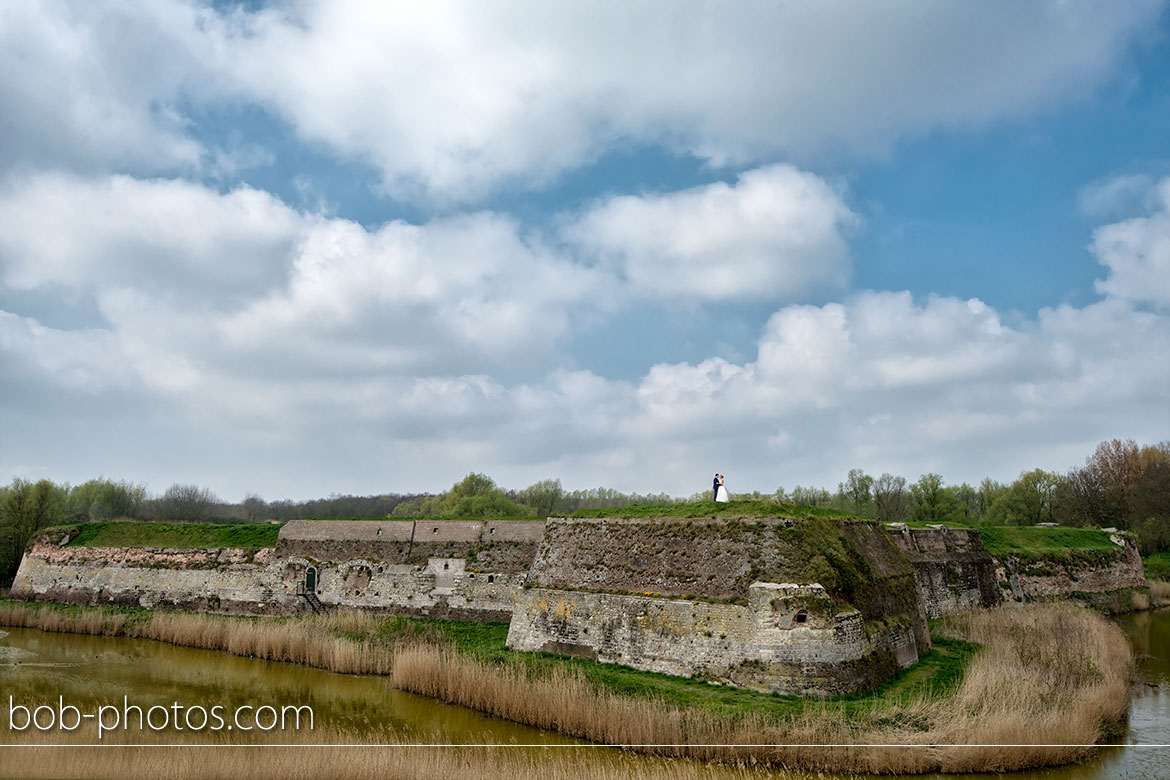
[46,522,283,550]
[976,525,1125,564]
[570,499,858,520]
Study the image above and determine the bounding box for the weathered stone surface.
[506,582,918,695]
[508,516,929,694]
[992,533,1147,612]
[275,519,543,573]
[887,527,1000,618]
[10,535,524,621]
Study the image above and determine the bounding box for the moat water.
[1,610,1167,778]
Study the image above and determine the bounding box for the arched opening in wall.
[443,562,449,571]
[305,566,317,593]
[795,610,808,624]
[488,575,495,583]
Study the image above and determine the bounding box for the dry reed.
[1,601,1135,774]
[391,604,1134,774]
[1,725,845,780]
[1148,580,1170,608]
[0,604,394,675]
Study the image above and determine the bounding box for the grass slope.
[570,500,859,520]
[61,522,282,549]
[976,525,1122,562]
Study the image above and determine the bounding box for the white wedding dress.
[715,484,729,503]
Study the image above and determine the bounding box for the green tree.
[985,469,1061,526]
[1,478,67,585]
[910,473,961,524]
[391,474,534,518]
[519,478,564,517]
[839,468,874,514]
[68,479,145,521]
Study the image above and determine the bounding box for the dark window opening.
[795,611,808,624]
[488,575,495,583]
[443,562,449,570]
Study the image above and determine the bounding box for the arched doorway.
[305,566,317,593]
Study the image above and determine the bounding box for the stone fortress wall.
[11,519,543,621]
[508,515,930,695]
[992,530,1147,613]
[9,514,1151,694]
[886,526,1000,618]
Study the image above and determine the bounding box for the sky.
[1,0,1169,502]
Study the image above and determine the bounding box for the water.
[1,611,1167,776]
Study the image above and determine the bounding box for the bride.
[715,473,729,503]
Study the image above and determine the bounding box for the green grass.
[336,614,975,721]
[570,499,859,521]
[976,525,1123,563]
[304,516,545,522]
[58,522,282,549]
[1,597,977,724]
[1144,551,1170,581]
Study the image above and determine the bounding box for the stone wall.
[527,515,930,652]
[886,527,1000,618]
[10,542,298,615]
[506,582,920,695]
[276,519,543,572]
[11,523,529,621]
[508,515,930,695]
[994,532,1148,613]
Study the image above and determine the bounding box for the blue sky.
[1,1,1168,501]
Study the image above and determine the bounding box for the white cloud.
[566,165,854,301]
[4,2,1159,199]
[216,0,1162,200]
[1090,177,1170,307]
[0,2,222,176]
[1078,173,1155,216]
[0,174,301,301]
[2,168,1168,498]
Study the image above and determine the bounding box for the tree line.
[2,438,1166,586]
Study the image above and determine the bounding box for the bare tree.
[157,484,219,522]
[873,473,909,523]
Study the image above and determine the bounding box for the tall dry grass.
[1,725,843,780]
[391,604,1134,774]
[0,604,394,675]
[1,601,1135,774]
[1148,580,1170,608]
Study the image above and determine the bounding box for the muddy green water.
[1,610,1167,777]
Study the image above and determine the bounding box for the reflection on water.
[0,627,576,745]
[2,609,1168,777]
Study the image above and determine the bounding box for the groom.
[712,473,720,500]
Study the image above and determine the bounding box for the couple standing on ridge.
[712,473,729,503]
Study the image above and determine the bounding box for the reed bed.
[391,604,1134,774]
[2,725,847,780]
[0,603,395,674]
[1148,579,1170,608]
[0,601,1134,774]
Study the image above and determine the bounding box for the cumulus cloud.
[218,0,1163,200]
[0,2,220,176]
[0,174,301,302]
[1090,177,1170,307]
[2,1,1161,198]
[2,166,1168,497]
[566,165,855,301]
